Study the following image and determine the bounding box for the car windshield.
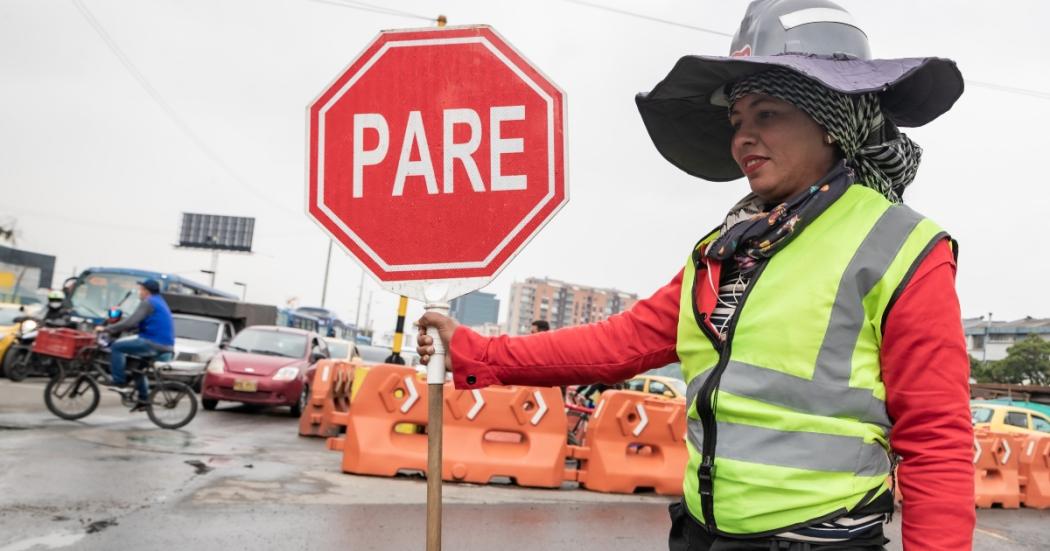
[0,308,24,325]
[356,345,391,364]
[174,317,221,342]
[70,273,142,318]
[229,329,307,359]
[326,340,350,359]
[355,344,418,365]
[971,407,994,424]
[668,378,687,396]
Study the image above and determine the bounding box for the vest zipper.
[694,260,769,533]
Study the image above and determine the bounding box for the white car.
[167,313,236,389]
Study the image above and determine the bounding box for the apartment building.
[506,277,638,335]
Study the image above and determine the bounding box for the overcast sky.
[2,0,1048,338]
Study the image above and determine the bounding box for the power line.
[1,205,171,236]
[566,0,1050,102]
[563,0,733,38]
[72,0,297,215]
[304,0,436,22]
[966,80,1050,100]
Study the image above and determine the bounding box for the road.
[0,379,1047,550]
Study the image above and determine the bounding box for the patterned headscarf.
[728,68,922,203]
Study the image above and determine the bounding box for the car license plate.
[233,379,257,393]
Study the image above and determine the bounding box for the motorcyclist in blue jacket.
[100,279,174,410]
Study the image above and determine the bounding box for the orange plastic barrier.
[568,390,686,495]
[973,430,1021,508]
[327,364,432,476]
[443,386,567,488]
[1017,433,1050,509]
[298,360,355,437]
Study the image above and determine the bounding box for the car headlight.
[206,356,225,374]
[273,367,300,381]
[20,320,37,333]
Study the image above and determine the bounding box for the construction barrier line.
[569,390,687,496]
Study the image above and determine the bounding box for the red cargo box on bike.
[33,328,94,360]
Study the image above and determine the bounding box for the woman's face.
[729,94,837,203]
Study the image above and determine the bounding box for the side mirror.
[311,352,326,363]
[219,342,228,350]
[663,390,675,398]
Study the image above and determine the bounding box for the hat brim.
[635,54,964,182]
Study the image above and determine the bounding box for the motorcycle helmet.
[107,307,123,323]
[47,290,64,310]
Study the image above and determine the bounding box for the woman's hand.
[416,312,459,372]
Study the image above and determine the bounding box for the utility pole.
[982,312,993,364]
[200,250,219,288]
[364,291,373,331]
[354,268,365,329]
[321,239,333,307]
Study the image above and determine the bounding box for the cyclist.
[99,279,174,411]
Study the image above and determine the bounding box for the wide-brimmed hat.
[635,0,964,182]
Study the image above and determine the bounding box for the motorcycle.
[3,295,127,382]
[2,317,51,382]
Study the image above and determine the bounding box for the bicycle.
[43,332,198,430]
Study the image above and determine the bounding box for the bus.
[66,267,236,322]
[291,306,350,339]
[276,308,321,333]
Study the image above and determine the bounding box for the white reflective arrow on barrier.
[1028,440,1036,458]
[530,391,547,425]
[632,403,649,437]
[467,389,485,420]
[974,436,981,464]
[593,400,605,420]
[401,376,419,413]
[1001,438,1012,465]
[321,365,330,382]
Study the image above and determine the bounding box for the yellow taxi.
[971,401,1050,435]
[625,374,687,400]
[0,303,34,368]
[323,337,360,362]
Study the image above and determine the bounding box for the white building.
[965,317,1050,362]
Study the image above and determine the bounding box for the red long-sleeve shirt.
[450,239,975,550]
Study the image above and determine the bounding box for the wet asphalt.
[0,379,1047,550]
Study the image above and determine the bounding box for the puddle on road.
[73,427,259,456]
[0,531,86,551]
[126,431,193,449]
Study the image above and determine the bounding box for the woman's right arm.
[420,270,684,390]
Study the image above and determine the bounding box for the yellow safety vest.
[677,184,948,535]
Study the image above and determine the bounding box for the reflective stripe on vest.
[677,184,948,535]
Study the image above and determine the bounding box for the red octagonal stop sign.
[307,26,567,292]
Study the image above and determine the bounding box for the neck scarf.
[706,163,851,271]
[728,68,922,204]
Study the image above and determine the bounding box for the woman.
[418,1,974,549]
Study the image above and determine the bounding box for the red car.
[200,326,329,416]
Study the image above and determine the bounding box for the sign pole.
[427,17,448,549]
[425,299,449,551]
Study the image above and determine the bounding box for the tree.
[969,354,997,383]
[994,335,1050,385]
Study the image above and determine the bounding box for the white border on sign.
[316,36,557,272]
